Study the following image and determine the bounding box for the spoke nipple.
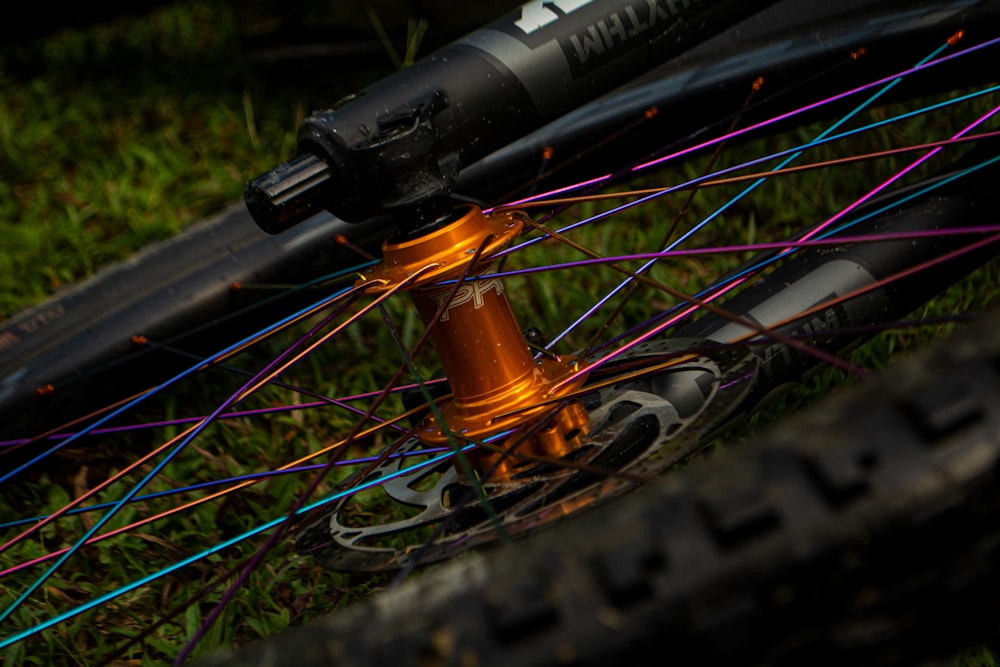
[131,334,149,347]
[644,106,658,119]
[542,146,555,160]
[36,384,55,397]
[851,47,867,60]
[948,30,965,46]
[230,281,242,292]
[752,76,765,91]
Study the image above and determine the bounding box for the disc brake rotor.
[295,339,757,572]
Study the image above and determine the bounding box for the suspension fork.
[245,0,777,235]
[360,205,590,480]
[678,157,1000,418]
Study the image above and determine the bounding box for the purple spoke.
[2,447,452,532]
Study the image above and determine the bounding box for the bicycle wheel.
[3,0,1000,665]
[199,291,1000,667]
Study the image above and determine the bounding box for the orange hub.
[359,205,590,480]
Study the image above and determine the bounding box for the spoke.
[0,396,406,448]
[150,338,413,432]
[741,234,1000,347]
[577,76,769,357]
[607,149,1000,350]
[0,284,360,485]
[0,406,428,580]
[0,277,426,622]
[514,215,870,397]
[457,225,1000,284]
[0,447,451,531]
[0,283,378,560]
[0,442,475,651]
[538,37,958,355]
[496,82,1000,259]
[502,30,993,212]
[504,129,1000,211]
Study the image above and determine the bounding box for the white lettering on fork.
[514,0,596,35]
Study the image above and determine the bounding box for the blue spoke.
[541,39,953,349]
[0,443,475,649]
[0,283,364,624]
[0,447,451,531]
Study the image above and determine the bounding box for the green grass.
[0,3,394,664]
[0,0,393,318]
[2,2,1000,666]
[1,4,253,315]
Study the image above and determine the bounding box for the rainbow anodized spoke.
[0,442,476,650]
[536,36,960,353]
[0,274,425,624]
